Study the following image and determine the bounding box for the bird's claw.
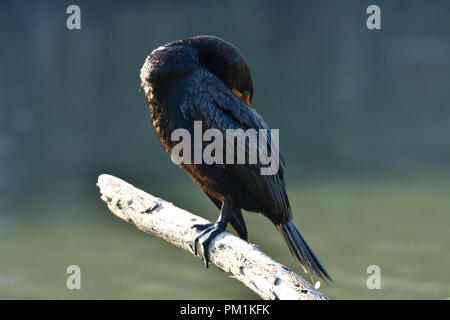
[191,223,223,267]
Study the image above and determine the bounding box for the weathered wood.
[97,174,328,300]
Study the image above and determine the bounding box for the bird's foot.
[191,223,225,267]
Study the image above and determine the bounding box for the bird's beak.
[232,88,251,106]
[245,95,251,106]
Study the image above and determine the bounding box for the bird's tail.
[276,221,333,284]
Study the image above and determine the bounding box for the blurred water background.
[0,0,449,299]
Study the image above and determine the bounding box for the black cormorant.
[140,35,332,283]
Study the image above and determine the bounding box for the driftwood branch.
[97,174,328,300]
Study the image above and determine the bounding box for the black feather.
[277,221,333,284]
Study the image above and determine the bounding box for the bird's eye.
[232,88,251,106]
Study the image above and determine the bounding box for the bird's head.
[141,36,254,106]
[188,35,254,106]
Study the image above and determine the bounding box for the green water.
[1,177,449,299]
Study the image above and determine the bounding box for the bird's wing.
[180,68,291,221]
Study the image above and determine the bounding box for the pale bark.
[97,174,328,300]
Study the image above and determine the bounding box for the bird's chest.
[148,82,189,152]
